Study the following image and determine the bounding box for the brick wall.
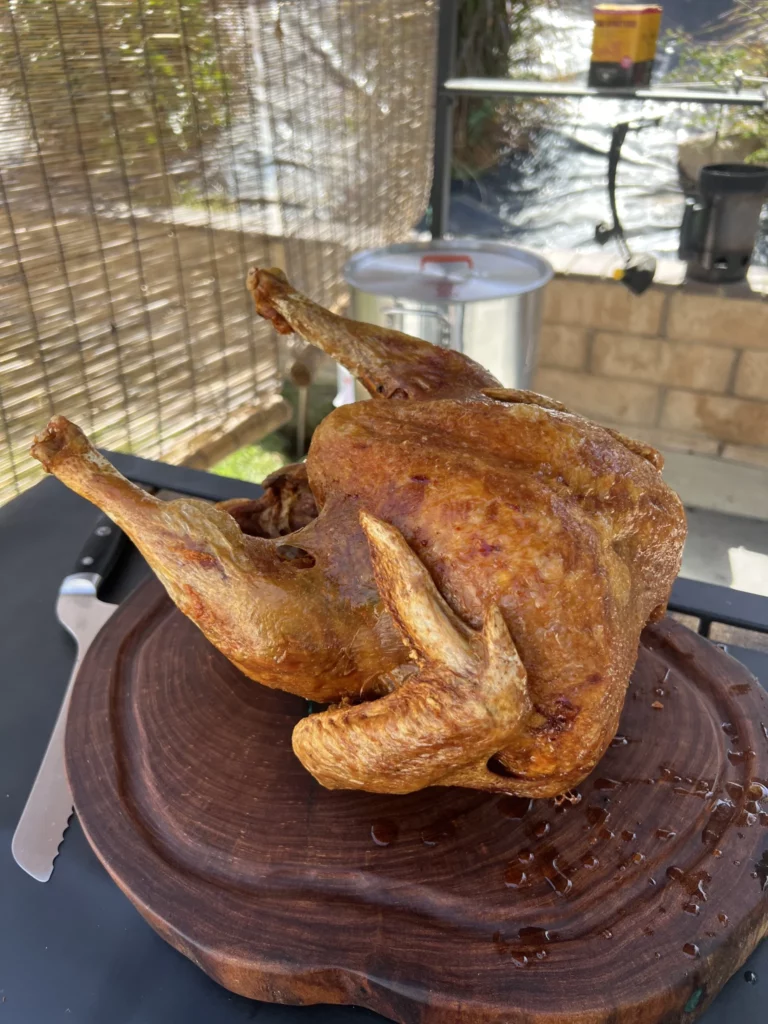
[532,253,768,469]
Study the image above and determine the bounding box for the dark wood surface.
[66,577,768,1024]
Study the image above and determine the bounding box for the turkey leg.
[30,416,404,702]
[247,266,498,401]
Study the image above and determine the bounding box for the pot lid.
[343,240,553,303]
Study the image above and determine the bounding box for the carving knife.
[12,514,125,881]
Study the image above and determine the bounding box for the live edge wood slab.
[66,578,768,1024]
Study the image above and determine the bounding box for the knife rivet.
[95,525,111,536]
[81,556,94,565]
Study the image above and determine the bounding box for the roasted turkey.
[31,267,686,797]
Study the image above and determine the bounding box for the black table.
[1,455,765,1023]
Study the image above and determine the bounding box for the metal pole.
[296,385,308,458]
[429,0,459,239]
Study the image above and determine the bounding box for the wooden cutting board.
[66,577,768,1024]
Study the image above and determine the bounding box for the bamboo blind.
[0,0,437,503]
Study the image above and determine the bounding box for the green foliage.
[458,0,529,80]
[666,5,768,164]
[0,0,243,164]
[453,0,551,177]
[211,380,337,485]
[211,434,289,485]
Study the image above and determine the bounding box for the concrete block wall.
[532,252,768,469]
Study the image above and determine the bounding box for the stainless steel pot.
[336,240,553,403]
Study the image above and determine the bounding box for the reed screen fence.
[0,0,437,502]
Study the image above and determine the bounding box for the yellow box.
[589,4,662,88]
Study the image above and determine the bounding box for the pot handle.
[381,305,451,326]
[420,253,474,271]
[381,304,452,348]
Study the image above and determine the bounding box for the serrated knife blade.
[12,515,124,881]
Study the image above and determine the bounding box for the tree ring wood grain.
[66,578,768,1024]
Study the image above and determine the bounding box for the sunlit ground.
[728,548,768,599]
[681,508,768,598]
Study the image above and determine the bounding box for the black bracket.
[595,117,661,294]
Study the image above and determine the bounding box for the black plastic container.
[679,163,768,283]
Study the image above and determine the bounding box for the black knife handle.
[71,514,125,584]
